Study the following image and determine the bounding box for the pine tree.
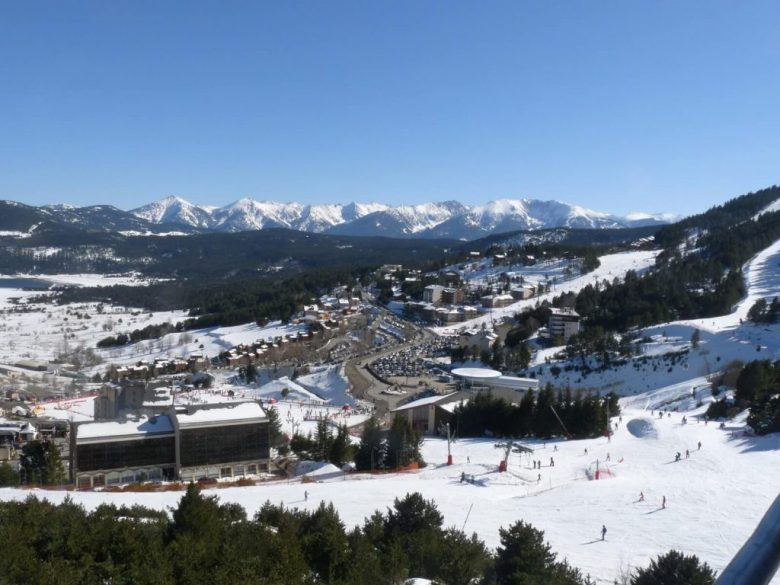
[631,550,715,585]
[264,405,286,453]
[518,342,532,370]
[355,417,385,471]
[0,461,19,486]
[384,493,444,578]
[495,520,591,585]
[20,440,65,485]
[302,502,349,584]
[385,415,422,469]
[314,419,334,461]
[436,528,491,585]
[328,424,351,468]
[518,390,536,436]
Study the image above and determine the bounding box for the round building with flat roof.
[451,367,502,380]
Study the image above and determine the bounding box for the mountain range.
[0,196,676,240]
[130,196,677,239]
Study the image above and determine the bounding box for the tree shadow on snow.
[731,433,780,454]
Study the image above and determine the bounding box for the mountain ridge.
[131,195,678,239]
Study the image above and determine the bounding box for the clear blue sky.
[1,1,778,216]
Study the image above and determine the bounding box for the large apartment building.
[548,307,581,342]
[70,401,270,489]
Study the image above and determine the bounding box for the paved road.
[344,308,435,416]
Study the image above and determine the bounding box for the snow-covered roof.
[174,401,267,428]
[452,367,502,379]
[77,415,174,443]
[393,393,458,412]
[438,398,468,413]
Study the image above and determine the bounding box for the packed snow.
[1,397,777,584]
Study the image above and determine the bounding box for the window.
[247,464,257,475]
[93,474,106,487]
[220,467,232,478]
[179,423,269,467]
[233,465,245,477]
[77,476,91,489]
[76,435,175,473]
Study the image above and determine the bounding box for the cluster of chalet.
[404,301,479,325]
[221,330,317,367]
[404,282,535,324]
[223,291,368,367]
[303,293,362,320]
[458,327,499,353]
[403,283,474,324]
[108,354,210,381]
[388,251,542,325]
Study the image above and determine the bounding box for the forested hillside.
[572,187,780,332]
[0,227,459,278]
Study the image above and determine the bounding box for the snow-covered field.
[1,395,777,583]
[0,274,309,379]
[0,274,188,370]
[96,320,308,368]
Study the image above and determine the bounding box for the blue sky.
[0,1,778,216]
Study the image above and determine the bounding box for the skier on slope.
[601,525,607,540]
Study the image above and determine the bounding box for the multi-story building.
[440,287,464,305]
[548,307,581,342]
[172,402,270,483]
[71,415,176,488]
[71,401,270,488]
[422,284,445,304]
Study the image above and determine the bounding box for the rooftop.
[550,307,580,317]
[451,367,503,380]
[77,415,174,442]
[392,393,458,412]
[174,401,267,428]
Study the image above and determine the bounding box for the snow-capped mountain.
[131,198,392,234]
[130,196,677,239]
[132,196,216,229]
[326,201,468,237]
